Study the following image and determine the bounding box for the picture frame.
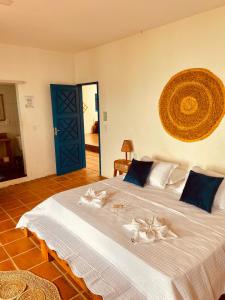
[0,94,6,121]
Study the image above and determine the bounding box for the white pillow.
[168,167,188,185]
[167,167,191,195]
[192,166,225,209]
[141,156,152,162]
[150,162,178,188]
[167,175,188,194]
[141,157,178,188]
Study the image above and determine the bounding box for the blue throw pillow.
[124,159,153,187]
[180,170,223,213]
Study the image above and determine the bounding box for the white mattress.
[17,176,225,300]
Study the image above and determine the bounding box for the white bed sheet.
[17,176,225,300]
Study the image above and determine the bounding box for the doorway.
[0,84,26,182]
[81,83,100,174]
[50,82,101,176]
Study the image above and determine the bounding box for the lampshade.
[121,140,133,152]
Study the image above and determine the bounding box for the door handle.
[54,127,60,136]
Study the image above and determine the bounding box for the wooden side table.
[114,159,131,177]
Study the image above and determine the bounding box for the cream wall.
[74,6,225,178]
[82,84,98,134]
[0,44,75,184]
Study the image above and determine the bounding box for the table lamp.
[121,140,133,161]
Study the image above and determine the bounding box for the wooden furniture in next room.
[113,159,131,176]
[0,133,12,164]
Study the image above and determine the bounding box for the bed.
[17,175,225,300]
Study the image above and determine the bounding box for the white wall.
[82,84,98,134]
[0,44,75,183]
[74,6,225,178]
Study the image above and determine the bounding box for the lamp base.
[125,152,131,161]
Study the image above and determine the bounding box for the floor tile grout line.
[52,261,83,294]
[1,236,26,247]
[0,200,26,209]
[7,245,36,259]
[14,253,46,271]
[0,217,14,224]
[52,261,67,276]
[0,226,19,235]
[0,257,10,264]
[24,258,85,296]
[49,274,62,282]
[0,205,20,211]
[29,235,41,249]
[27,264,63,282]
[14,199,32,211]
[26,260,57,273]
[63,273,84,294]
[1,240,19,271]
[5,198,26,210]
[0,204,22,236]
[70,294,86,300]
[0,205,17,224]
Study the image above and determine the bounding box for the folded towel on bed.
[124,217,177,244]
[79,188,107,208]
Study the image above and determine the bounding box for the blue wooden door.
[50,84,85,175]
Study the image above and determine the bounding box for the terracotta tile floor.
[0,151,103,300]
[86,150,99,174]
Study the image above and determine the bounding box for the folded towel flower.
[79,188,107,208]
[123,217,177,244]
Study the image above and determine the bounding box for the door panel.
[50,84,85,175]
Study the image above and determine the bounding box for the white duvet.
[17,176,225,300]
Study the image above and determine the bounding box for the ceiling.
[0,0,225,53]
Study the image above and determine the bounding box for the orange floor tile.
[0,151,102,300]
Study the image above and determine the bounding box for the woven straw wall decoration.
[159,68,225,142]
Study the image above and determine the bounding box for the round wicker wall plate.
[159,68,225,142]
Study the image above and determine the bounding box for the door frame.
[78,81,102,176]
[50,84,86,175]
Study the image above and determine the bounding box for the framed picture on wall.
[0,94,6,121]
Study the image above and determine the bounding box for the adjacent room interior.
[82,83,100,174]
[0,84,25,182]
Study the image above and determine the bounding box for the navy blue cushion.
[180,170,223,213]
[124,159,153,187]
